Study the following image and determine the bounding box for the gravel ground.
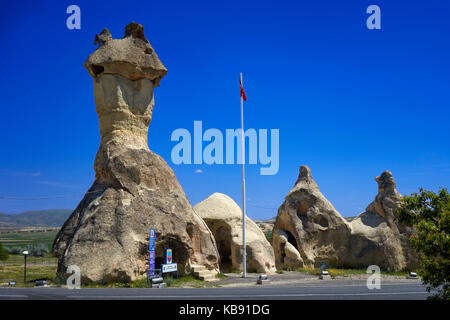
[208,271,421,288]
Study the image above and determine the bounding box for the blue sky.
[0,0,449,219]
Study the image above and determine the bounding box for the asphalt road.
[0,281,431,300]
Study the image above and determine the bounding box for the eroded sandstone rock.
[53,23,219,283]
[272,230,304,269]
[347,171,420,270]
[85,22,166,85]
[194,193,276,274]
[273,166,351,269]
[273,166,419,271]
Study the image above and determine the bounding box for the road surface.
[0,281,431,300]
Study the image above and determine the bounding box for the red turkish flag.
[239,78,247,101]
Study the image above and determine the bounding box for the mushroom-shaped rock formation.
[85,22,167,85]
[52,23,220,283]
[194,193,276,274]
[273,166,419,271]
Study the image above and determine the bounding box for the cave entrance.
[154,234,190,275]
[210,224,232,272]
[284,229,299,251]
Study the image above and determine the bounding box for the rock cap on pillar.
[375,170,397,194]
[84,22,167,86]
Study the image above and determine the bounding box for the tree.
[0,243,9,261]
[397,187,449,300]
[28,243,49,257]
[6,246,22,255]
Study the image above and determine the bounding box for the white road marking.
[66,291,427,299]
[0,295,28,298]
[260,282,421,288]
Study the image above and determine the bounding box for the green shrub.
[397,188,450,300]
[264,232,272,244]
[0,243,9,261]
[215,273,227,279]
[6,247,23,255]
[2,244,49,256]
[29,243,49,257]
[164,275,174,287]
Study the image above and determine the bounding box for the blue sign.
[164,249,172,264]
[149,228,156,276]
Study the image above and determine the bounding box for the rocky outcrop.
[52,23,220,283]
[273,166,351,269]
[272,229,304,269]
[272,166,419,271]
[347,171,420,270]
[194,193,276,274]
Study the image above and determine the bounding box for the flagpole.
[240,72,247,278]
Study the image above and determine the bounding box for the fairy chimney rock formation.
[53,23,219,283]
[273,165,351,269]
[273,165,420,271]
[348,170,420,270]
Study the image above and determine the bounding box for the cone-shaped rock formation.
[273,166,351,269]
[273,165,419,270]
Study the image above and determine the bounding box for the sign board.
[164,249,172,264]
[149,228,156,276]
[161,263,178,273]
[149,228,155,250]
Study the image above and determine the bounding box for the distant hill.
[254,217,276,234]
[0,209,72,228]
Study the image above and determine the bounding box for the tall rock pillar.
[53,23,220,283]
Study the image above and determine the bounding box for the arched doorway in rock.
[154,233,190,275]
[274,228,302,267]
[202,222,232,272]
[284,229,299,251]
[214,225,233,272]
